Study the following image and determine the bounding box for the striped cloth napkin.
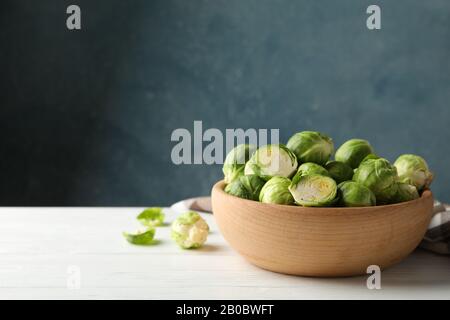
[420,201,450,254]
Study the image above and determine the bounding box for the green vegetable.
[123,228,156,245]
[244,144,298,180]
[171,211,209,249]
[337,181,376,207]
[297,162,329,177]
[225,174,266,201]
[137,207,165,227]
[289,174,337,207]
[360,153,380,164]
[225,179,250,199]
[353,158,398,204]
[239,175,266,200]
[222,144,257,184]
[218,132,435,207]
[286,131,334,165]
[259,177,294,205]
[335,139,374,169]
[392,183,420,203]
[324,161,353,184]
[394,154,433,191]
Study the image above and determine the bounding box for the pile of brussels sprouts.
[222,131,434,207]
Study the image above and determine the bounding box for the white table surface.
[0,207,449,300]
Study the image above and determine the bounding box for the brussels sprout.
[289,174,337,207]
[222,144,257,184]
[137,207,165,227]
[259,177,294,205]
[392,183,419,203]
[337,181,376,207]
[324,161,353,184]
[394,154,433,191]
[297,162,329,177]
[244,144,298,180]
[239,175,266,200]
[225,174,265,201]
[225,179,249,199]
[335,139,374,169]
[353,158,398,204]
[360,153,380,164]
[286,131,334,165]
[171,211,209,249]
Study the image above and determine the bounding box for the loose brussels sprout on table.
[225,174,266,201]
[353,158,398,204]
[222,144,257,184]
[297,162,329,177]
[244,144,298,180]
[171,211,210,249]
[337,181,376,207]
[259,176,294,205]
[221,134,434,207]
[394,154,433,191]
[289,174,337,207]
[335,139,374,169]
[324,161,353,184]
[286,131,334,165]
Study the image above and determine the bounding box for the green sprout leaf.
[137,207,165,227]
[123,228,156,245]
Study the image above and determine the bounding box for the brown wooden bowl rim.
[212,180,433,213]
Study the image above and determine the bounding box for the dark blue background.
[1,0,449,206]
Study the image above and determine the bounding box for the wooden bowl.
[211,180,434,277]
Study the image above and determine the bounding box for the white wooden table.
[0,207,449,300]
